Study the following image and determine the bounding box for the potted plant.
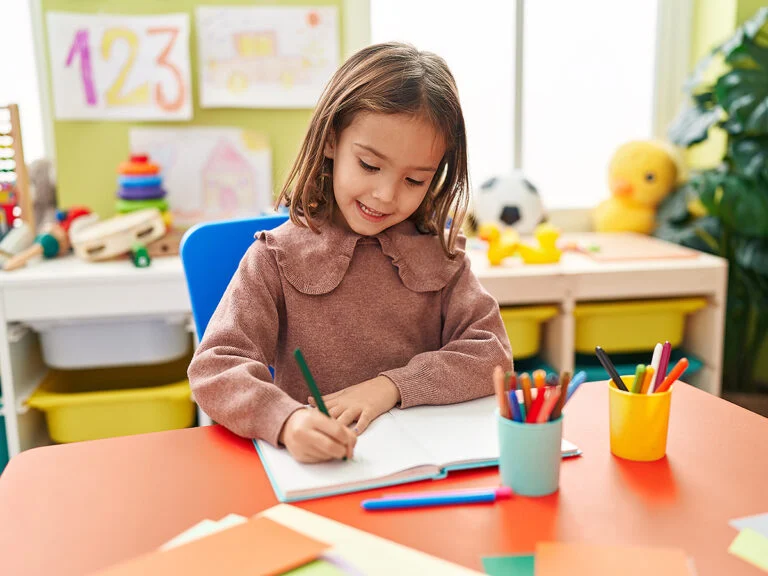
[656,7,768,414]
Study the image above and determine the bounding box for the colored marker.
[550,371,570,420]
[533,369,546,391]
[566,371,588,403]
[655,358,689,393]
[493,366,509,419]
[648,343,663,394]
[520,373,533,413]
[631,364,646,394]
[294,347,350,461]
[537,387,562,423]
[362,486,513,511]
[640,366,655,394]
[526,386,547,423]
[508,389,523,422]
[653,341,672,392]
[595,346,628,391]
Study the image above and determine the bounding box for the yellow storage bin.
[500,305,559,359]
[574,297,707,354]
[26,367,195,444]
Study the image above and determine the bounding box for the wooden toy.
[0,223,35,263]
[3,222,70,271]
[71,208,166,262]
[0,104,34,231]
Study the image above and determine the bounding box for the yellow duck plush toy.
[593,141,679,234]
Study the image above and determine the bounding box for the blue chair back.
[181,213,289,339]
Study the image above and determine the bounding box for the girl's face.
[324,112,445,236]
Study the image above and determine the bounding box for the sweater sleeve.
[380,256,512,407]
[187,240,303,446]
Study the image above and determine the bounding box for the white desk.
[0,233,727,458]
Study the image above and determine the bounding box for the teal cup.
[497,411,563,496]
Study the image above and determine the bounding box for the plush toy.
[28,158,58,233]
[469,173,546,235]
[593,141,679,234]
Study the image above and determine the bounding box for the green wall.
[40,0,346,218]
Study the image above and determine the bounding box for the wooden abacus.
[0,104,35,232]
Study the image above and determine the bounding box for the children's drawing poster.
[129,127,272,227]
[196,6,339,108]
[46,12,192,120]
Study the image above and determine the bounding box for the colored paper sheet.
[261,504,484,575]
[160,514,247,550]
[728,529,768,571]
[534,542,691,576]
[94,516,328,575]
[284,559,347,575]
[729,512,768,539]
[481,554,535,575]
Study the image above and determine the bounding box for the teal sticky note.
[481,554,535,576]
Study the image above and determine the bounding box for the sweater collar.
[258,219,465,295]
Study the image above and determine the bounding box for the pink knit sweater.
[188,219,512,446]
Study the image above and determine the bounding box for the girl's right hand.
[278,409,357,463]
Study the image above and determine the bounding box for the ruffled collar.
[257,219,465,295]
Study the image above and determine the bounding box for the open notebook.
[254,396,580,502]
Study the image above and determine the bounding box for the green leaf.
[668,104,722,147]
[697,172,768,237]
[715,68,768,134]
[735,237,768,279]
[729,136,768,180]
[720,8,768,60]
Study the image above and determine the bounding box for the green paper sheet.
[481,554,535,576]
[729,529,768,571]
[283,559,346,575]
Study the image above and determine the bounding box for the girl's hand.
[309,376,401,434]
[278,409,357,463]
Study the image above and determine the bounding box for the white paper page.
[160,514,247,550]
[730,513,768,539]
[391,396,499,466]
[256,411,432,497]
[391,396,580,466]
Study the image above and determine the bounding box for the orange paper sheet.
[93,516,329,576]
[535,542,691,576]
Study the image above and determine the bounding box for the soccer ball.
[469,173,546,235]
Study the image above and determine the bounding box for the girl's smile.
[325,112,446,236]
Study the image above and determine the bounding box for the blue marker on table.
[362,486,513,510]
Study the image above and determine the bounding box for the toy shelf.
[0,233,727,461]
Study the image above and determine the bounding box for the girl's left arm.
[380,257,513,407]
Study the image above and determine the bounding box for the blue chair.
[180,213,289,340]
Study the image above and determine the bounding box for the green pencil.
[293,348,329,415]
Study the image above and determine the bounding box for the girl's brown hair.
[276,42,469,257]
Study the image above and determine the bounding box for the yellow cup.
[608,375,672,461]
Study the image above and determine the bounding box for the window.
[0,0,47,163]
[370,0,516,193]
[370,0,668,209]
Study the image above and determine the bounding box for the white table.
[0,233,727,458]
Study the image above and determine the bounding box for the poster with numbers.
[196,6,339,108]
[46,12,192,120]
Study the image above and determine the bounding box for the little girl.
[188,42,512,463]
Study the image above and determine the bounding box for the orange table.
[0,382,765,576]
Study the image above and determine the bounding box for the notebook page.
[391,396,580,467]
[390,396,499,466]
[256,411,433,498]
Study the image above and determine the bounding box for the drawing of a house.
[202,140,257,216]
